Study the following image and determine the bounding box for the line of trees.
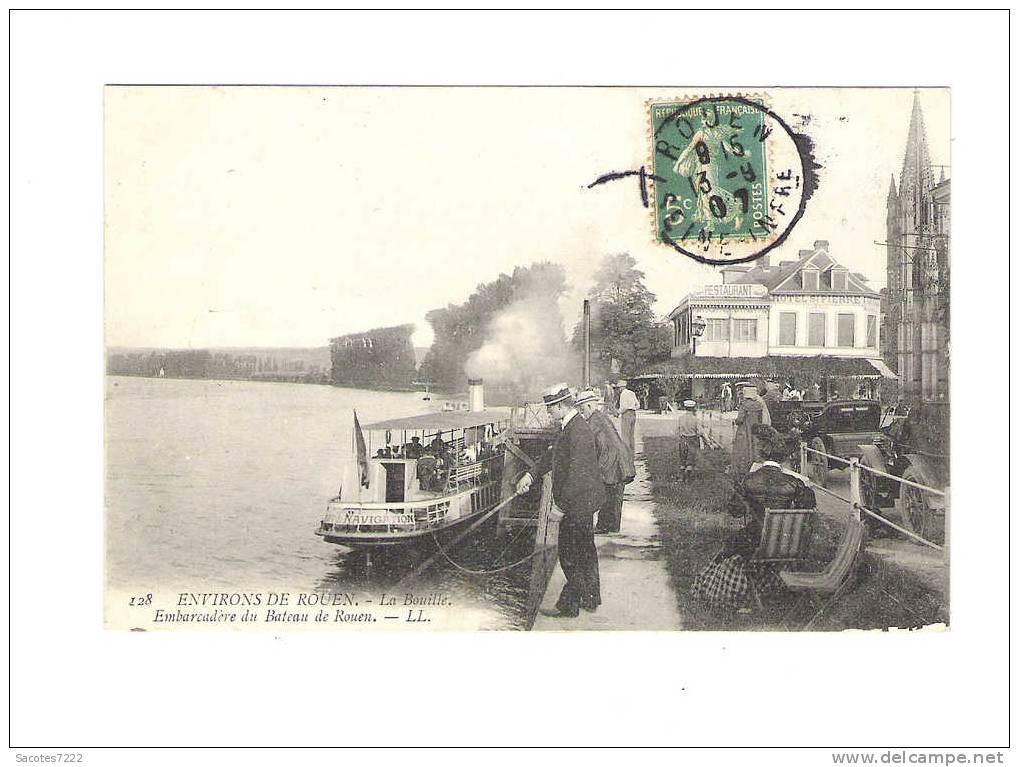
[107,256,671,394]
[330,324,418,389]
[107,349,329,383]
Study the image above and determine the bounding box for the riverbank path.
[532,419,682,631]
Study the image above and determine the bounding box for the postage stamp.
[649,95,814,265]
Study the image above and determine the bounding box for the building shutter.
[837,313,856,347]
[808,312,826,346]
[779,313,797,346]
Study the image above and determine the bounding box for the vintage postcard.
[104,86,950,631]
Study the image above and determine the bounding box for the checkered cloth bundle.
[692,551,786,609]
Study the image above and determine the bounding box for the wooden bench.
[446,462,484,488]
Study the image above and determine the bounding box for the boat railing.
[441,450,505,492]
[511,402,556,430]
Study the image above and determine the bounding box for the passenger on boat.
[375,449,387,459]
[415,451,438,492]
[429,434,445,454]
[405,437,423,459]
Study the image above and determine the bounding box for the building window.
[866,315,877,348]
[779,313,797,346]
[837,313,856,347]
[801,270,819,290]
[733,318,757,342]
[703,318,729,341]
[831,270,848,291]
[808,312,826,347]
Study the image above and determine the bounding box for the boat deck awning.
[364,408,512,431]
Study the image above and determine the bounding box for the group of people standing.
[718,379,821,412]
[515,381,637,619]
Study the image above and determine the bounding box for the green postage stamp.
[649,95,812,265]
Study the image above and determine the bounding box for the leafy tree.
[574,253,671,378]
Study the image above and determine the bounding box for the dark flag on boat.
[353,410,369,487]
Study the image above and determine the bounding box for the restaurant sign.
[691,283,768,299]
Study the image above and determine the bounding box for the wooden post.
[800,441,808,476]
[848,457,862,521]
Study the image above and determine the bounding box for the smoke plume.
[465,291,580,402]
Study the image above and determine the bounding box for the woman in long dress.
[731,386,769,484]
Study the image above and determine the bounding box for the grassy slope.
[642,436,948,631]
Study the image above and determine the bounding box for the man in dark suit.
[575,388,635,534]
[516,384,605,617]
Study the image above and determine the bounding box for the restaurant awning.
[866,358,899,380]
[634,354,890,381]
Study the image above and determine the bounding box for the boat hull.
[317,481,501,549]
[318,507,496,548]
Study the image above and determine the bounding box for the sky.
[104,87,950,349]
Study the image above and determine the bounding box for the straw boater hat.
[574,388,601,407]
[613,379,627,388]
[683,399,697,409]
[541,383,573,406]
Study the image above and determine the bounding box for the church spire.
[898,90,934,232]
[887,173,898,203]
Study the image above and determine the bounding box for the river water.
[105,376,538,630]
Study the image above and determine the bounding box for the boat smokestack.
[582,299,591,388]
[468,378,485,412]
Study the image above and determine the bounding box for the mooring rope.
[429,529,556,576]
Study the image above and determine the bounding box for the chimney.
[582,300,591,388]
[468,378,484,412]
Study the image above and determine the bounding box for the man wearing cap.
[614,380,640,459]
[575,389,636,535]
[676,399,704,483]
[516,384,605,617]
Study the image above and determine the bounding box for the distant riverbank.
[106,372,446,399]
[108,371,331,385]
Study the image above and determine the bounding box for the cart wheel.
[807,437,828,487]
[858,454,887,512]
[899,466,944,545]
[858,454,889,535]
